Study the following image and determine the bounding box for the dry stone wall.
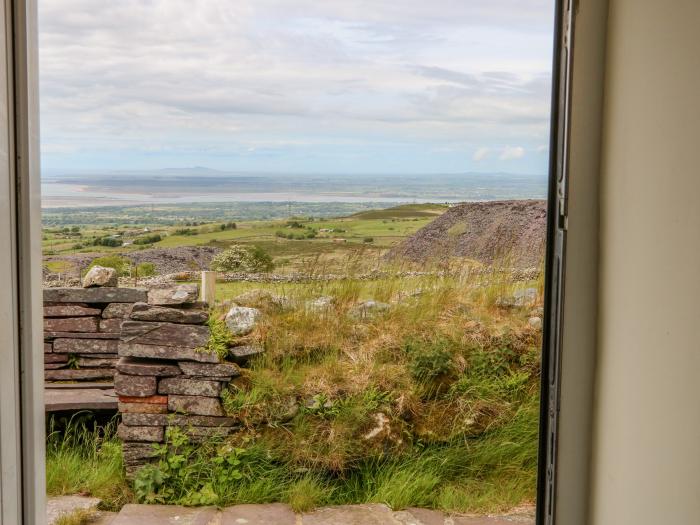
[43,287,148,382]
[43,283,255,478]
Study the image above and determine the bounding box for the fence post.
[201,271,217,305]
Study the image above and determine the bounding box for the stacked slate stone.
[43,287,147,382]
[115,284,240,478]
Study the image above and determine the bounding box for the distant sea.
[41,169,547,208]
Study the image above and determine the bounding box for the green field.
[42,203,447,274]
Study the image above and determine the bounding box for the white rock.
[349,300,391,320]
[305,296,334,313]
[528,316,543,330]
[225,306,261,336]
[82,265,118,288]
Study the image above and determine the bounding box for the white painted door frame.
[0,0,45,523]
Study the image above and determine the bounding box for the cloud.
[473,147,490,161]
[499,146,526,160]
[38,0,554,173]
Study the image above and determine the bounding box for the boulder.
[147,284,199,305]
[528,316,543,330]
[225,306,261,336]
[233,289,292,310]
[82,266,118,288]
[305,296,334,313]
[349,300,391,320]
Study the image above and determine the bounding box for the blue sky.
[38,0,555,175]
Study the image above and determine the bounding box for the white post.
[201,271,218,305]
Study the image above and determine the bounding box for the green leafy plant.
[405,338,455,382]
[133,427,244,506]
[197,316,235,360]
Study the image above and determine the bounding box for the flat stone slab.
[221,503,296,525]
[44,304,102,317]
[158,377,222,396]
[44,316,99,333]
[115,373,157,397]
[44,287,148,304]
[179,361,240,378]
[45,331,120,340]
[121,321,210,348]
[119,342,220,363]
[105,504,534,525]
[303,504,400,525]
[168,394,225,416]
[117,357,181,377]
[147,284,199,306]
[111,504,219,525]
[46,496,101,525]
[121,412,236,427]
[130,302,208,324]
[45,368,115,381]
[53,338,118,354]
[45,385,117,412]
[103,302,135,319]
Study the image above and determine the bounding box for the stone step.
[107,503,535,525]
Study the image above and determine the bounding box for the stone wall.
[43,287,148,382]
[111,284,243,477]
[43,282,260,477]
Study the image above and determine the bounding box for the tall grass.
[134,258,544,513]
[46,415,132,511]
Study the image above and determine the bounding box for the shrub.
[134,427,244,506]
[363,237,374,243]
[133,233,162,245]
[87,255,130,276]
[174,228,197,236]
[405,338,455,382]
[210,245,273,273]
[93,237,122,247]
[135,262,156,277]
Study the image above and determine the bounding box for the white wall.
[591,0,700,523]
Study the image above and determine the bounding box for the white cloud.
[38,0,554,172]
[473,147,490,161]
[499,146,526,160]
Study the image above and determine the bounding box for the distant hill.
[388,200,547,268]
[347,203,448,220]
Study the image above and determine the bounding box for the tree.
[210,245,273,273]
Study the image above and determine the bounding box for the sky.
[39,0,555,176]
